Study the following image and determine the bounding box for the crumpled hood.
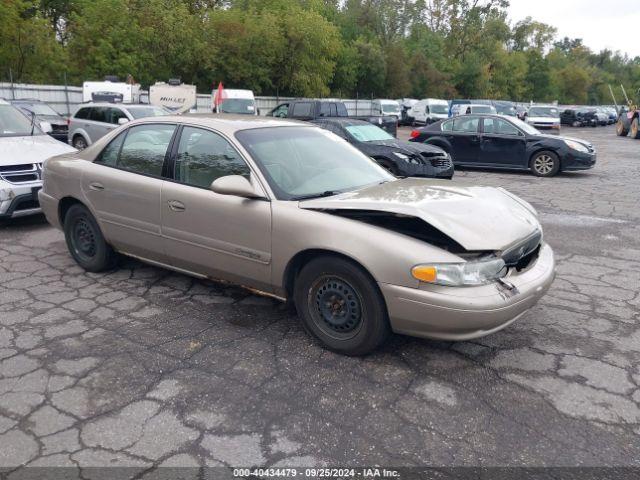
[300,178,540,251]
[369,139,446,156]
[0,135,76,166]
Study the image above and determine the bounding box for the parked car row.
[36,114,556,355]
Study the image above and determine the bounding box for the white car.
[410,98,450,125]
[0,100,76,219]
[524,105,561,132]
[453,104,497,116]
[212,89,258,115]
[371,99,401,119]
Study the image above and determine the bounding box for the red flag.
[213,82,226,112]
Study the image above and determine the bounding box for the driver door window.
[174,127,250,188]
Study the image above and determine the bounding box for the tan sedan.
[39,115,555,355]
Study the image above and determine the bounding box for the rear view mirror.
[39,121,52,134]
[211,175,262,199]
[118,118,129,125]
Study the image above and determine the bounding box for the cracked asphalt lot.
[0,126,639,475]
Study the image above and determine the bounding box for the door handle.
[167,200,185,212]
[89,182,104,191]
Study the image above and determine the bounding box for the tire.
[63,204,117,272]
[530,150,560,177]
[72,135,88,150]
[616,117,629,136]
[293,256,390,356]
[631,117,640,139]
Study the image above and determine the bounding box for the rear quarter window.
[292,102,313,117]
[75,108,91,120]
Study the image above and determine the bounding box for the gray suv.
[68,103,169,149]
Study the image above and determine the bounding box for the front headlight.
[392,152,410,161]
[411,257,507,286]
[0,188,16,202]
[563,139,589,153]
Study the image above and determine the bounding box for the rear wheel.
[293,256,390,355]
[616,116,629,136]
[530,150,560,177]
[64,204,117,272]
[631,117,640,139]
[72,135,87,150]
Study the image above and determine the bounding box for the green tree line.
[1,0,639,104]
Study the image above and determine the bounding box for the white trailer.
[149,81,197,114]
[82,80,141,103]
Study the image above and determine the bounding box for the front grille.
[429,157,451,168]
[0,163,41,184]
[502,230,542,269]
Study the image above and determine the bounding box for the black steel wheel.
[64,204,117,272]
[294,256,390,355]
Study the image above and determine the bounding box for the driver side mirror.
[211,175,263,199]
[39,121,52,134]
[118,117,129,125]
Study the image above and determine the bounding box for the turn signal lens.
[411,265,437,283]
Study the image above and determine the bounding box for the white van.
[149,81,197,114]
[212,89,257,115]
[82,80,141,104]
[409,98,449,125]
[371,99,401,119]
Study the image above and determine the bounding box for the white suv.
[0,100,76,219]
[68,103,169,149]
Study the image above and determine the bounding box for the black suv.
[560,108,598,127]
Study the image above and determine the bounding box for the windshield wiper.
[29,111,36,136]
[291,190,342,201]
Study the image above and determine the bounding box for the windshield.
[528,107,559,117]
[381,103,400,114]
[236,126,393,200]
[15,103,59,116]
[508,116,540,135]
[218,98,256,114]
[0,105,43,137]
[128,107,170,119]
[430,104,449,114]
[345,124,394,142]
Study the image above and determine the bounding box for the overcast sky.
[507,0,640,58]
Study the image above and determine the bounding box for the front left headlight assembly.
[411,257,507,286]
[563,139,589,153]
[392,151,420,164]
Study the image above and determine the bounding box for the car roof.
[133,114,309,134]
[77,103,161,109]
[0,99,9,105]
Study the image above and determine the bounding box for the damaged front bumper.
[380,243,555,341]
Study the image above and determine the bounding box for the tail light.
[410,130,420,139]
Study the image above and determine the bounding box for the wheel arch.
[58,196,86,227]
[282,249,379,301]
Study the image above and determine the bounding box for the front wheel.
[631,117,640,139]
[293,256,390,355]
[64,204,117,272]
[530,151,560,177]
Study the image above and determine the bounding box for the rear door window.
[452,117,479,133]
[75,107,91,120]
[292,102,313,117]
